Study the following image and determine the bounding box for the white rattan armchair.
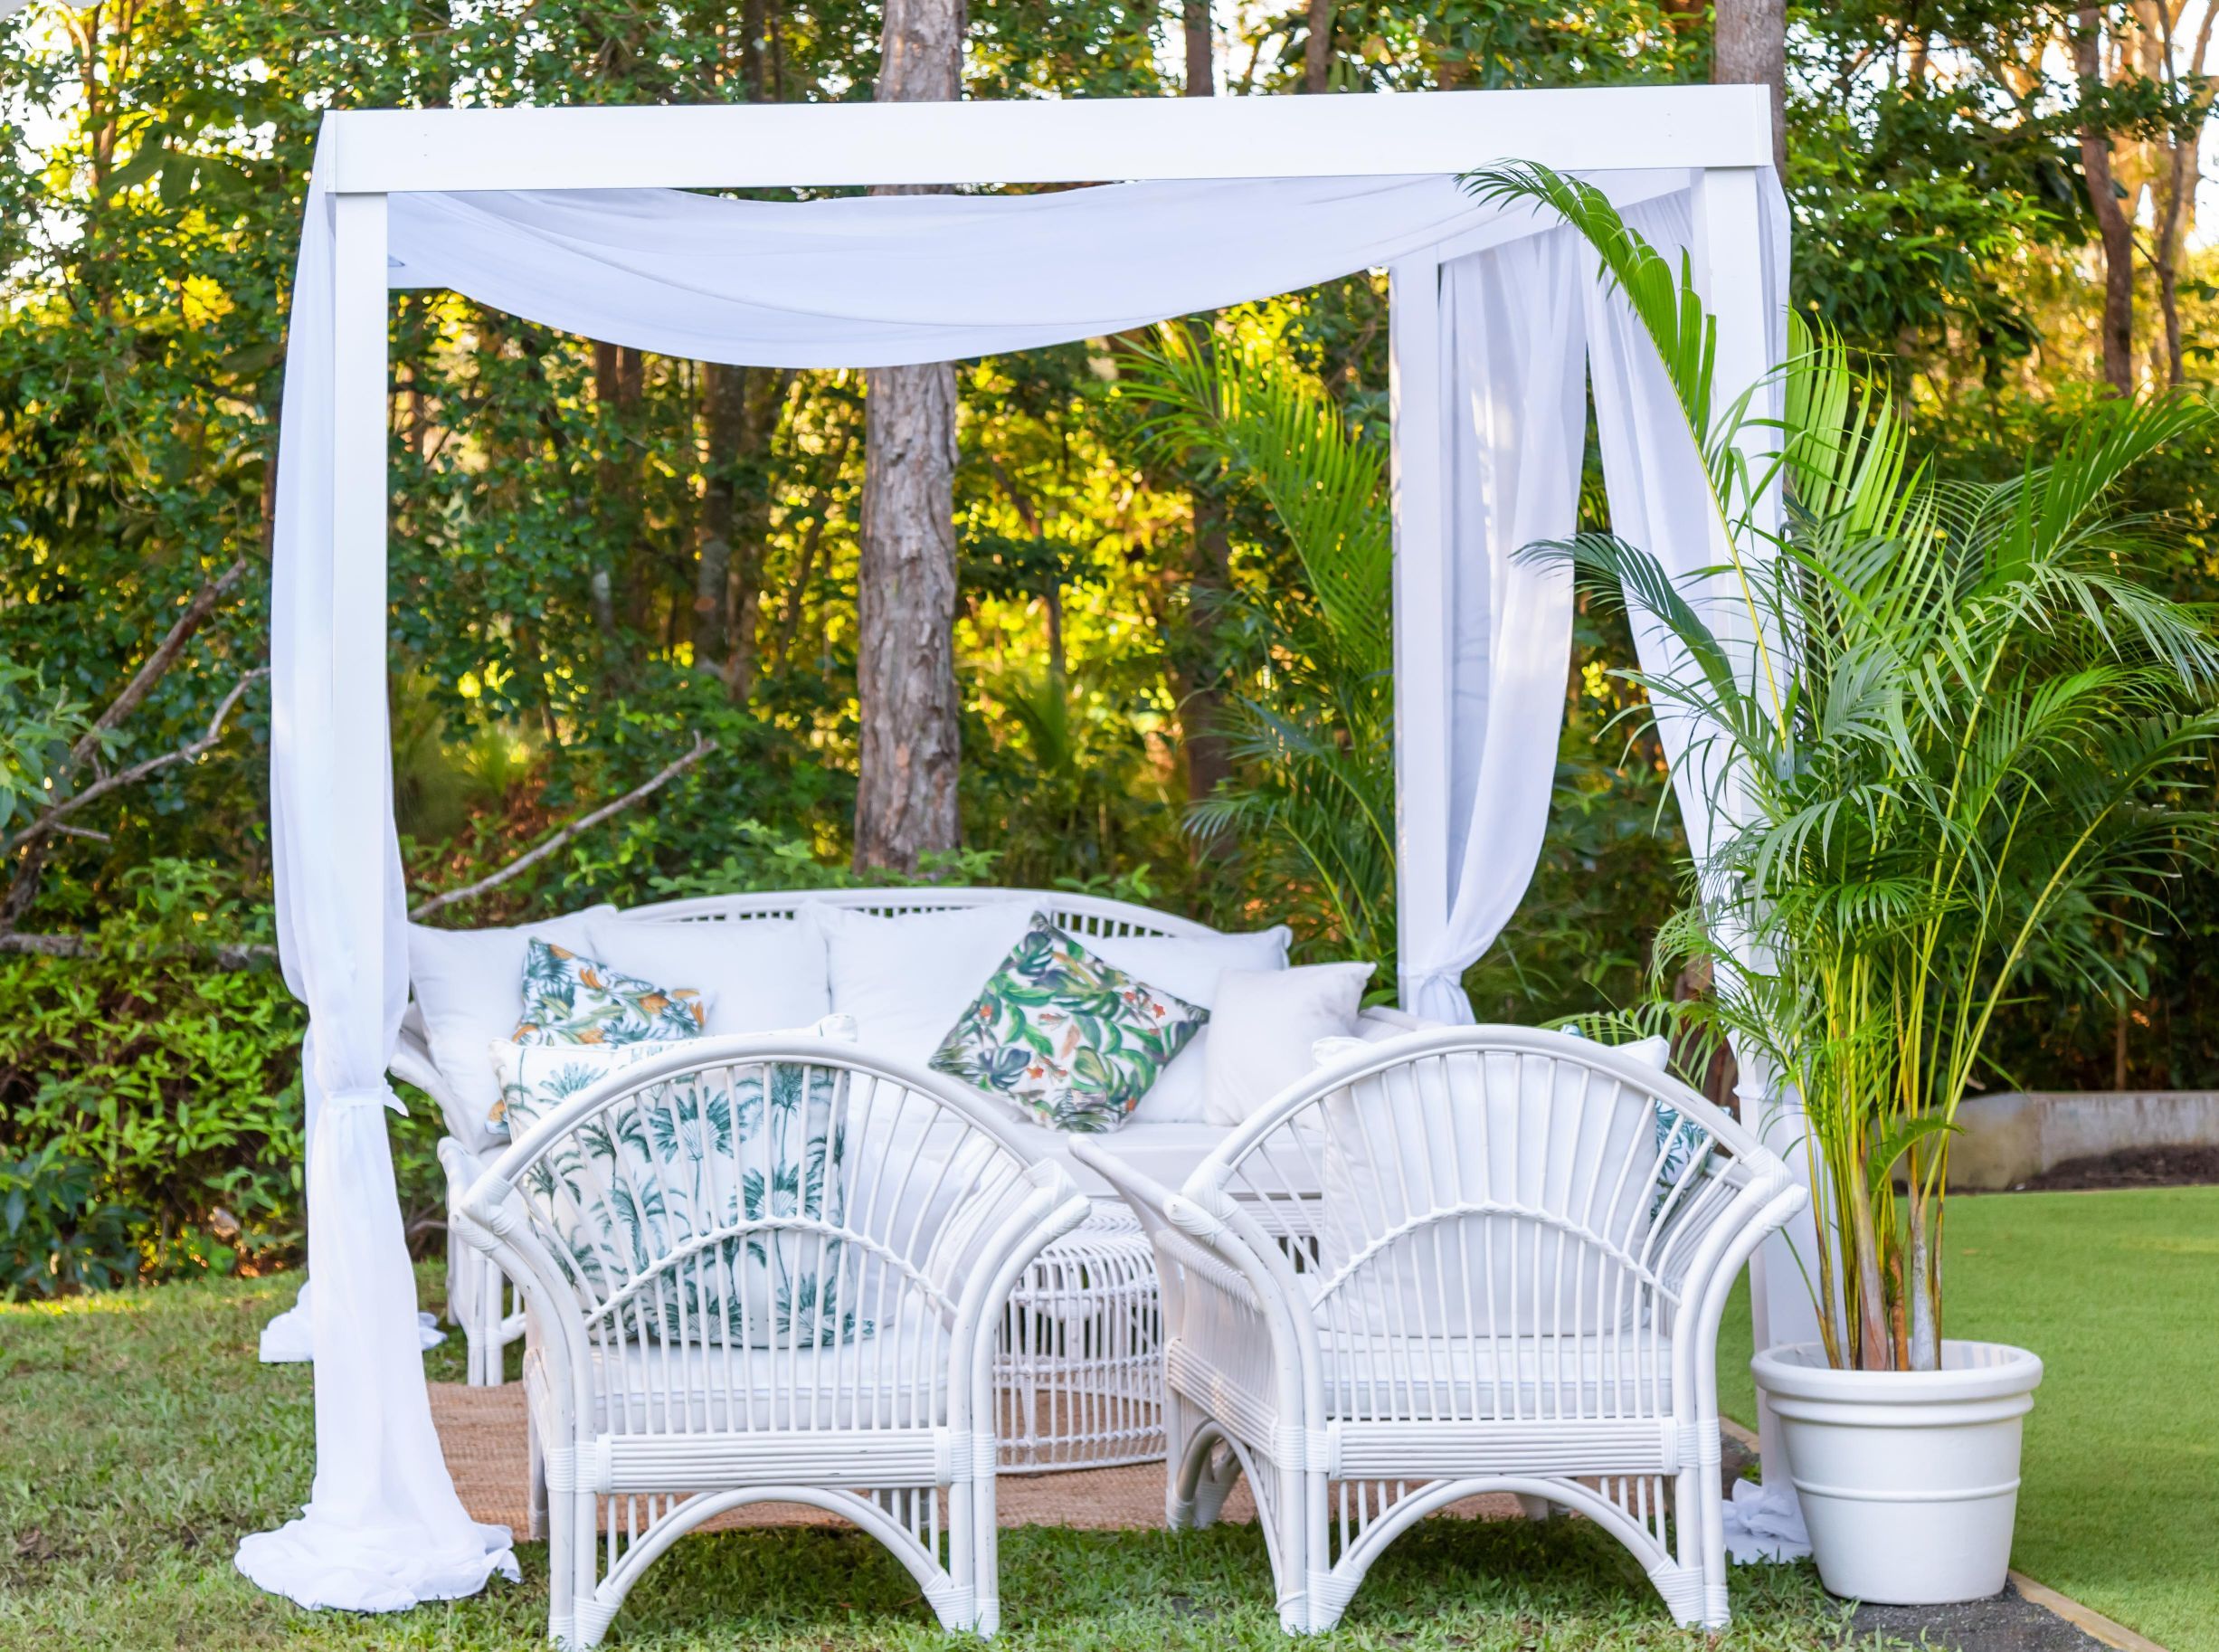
[1074,1025,1806,1634]
[444,1035,1091,1647]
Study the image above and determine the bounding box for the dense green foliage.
[0,863,302,1285]
[2,0,2214,1289]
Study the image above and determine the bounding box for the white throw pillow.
[1089,925,1292,1004]
[1201,962,1375,1126]
[1310,1007,1453,1069]
[406,907,613,1136]
[814,900,1038,1065]
[585,914,830,1036]
[1310,1031,1666,1337]
[1098,926,1293,1125]
[1559,1025,1673,1075]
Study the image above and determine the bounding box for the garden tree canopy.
[248,90,1795,1611]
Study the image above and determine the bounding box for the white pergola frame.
[322,84,1777,1030]
[314,83,1808,1459]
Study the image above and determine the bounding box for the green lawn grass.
[0,1269,1865,1652]
[1717,1185,2219,1652]
[1,1190,2205,1652]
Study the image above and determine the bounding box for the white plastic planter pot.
[1751,1339,2043,1604]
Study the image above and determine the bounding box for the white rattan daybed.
[396,885,1351,1472]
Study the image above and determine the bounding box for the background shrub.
[0,861,314,1293]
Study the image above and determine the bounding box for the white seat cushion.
[528,1298,951,1435]
[1317,1327,1675,1419]
[1163,1328,1674,1446]
[1006,1117,1240,1195]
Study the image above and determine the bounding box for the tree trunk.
[1712,0,1788,176]
[723,367,789,702]
[742,0,771,99]
[2147,0,2214,389]
[1174,490,1236,812]
[1304,0,1334,91]
[857,364,962,872]
[1670,955,1740,1116]
[697,364,744,669]
[2076,7,2138,395]
[594,340,647,642]
[856,0,966,874]
[1183,0,1213,95]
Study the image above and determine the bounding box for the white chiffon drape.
[241,147,521,1610]
[252,143,1780,1609]
[1397,226,1588,1022]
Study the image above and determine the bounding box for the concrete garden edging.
[1948,1092,2219,1190]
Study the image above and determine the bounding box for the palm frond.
[1120,324,1391,676]
[1460,162,1716,445]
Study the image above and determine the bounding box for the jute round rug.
[429,1383,1520,1534]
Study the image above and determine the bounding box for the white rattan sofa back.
[607,885,1223,943]
[398,887,1225,1135]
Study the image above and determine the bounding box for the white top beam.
[326,87,1774,195]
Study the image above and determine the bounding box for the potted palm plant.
[1474,163,2219,1603]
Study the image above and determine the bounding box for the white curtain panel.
[1583,186,1793,865]
[254,138,1778,1609]
[240,147,521,1611]
[1398,226,1589,1022]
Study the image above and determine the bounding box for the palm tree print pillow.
[931,915,1208,1132]
[513,938,706,1045]
[486,1038,672,1135]
[489,1037,865,1347]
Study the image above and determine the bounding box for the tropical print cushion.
[930,914,1208,1133]
[489,1031,865,1346]
[487,1037,674,1135]
[513,937,706,1046]
[1653,1105,1708,1208]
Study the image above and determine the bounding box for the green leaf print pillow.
[513,937,706,1046]
[930,914,1208,1133]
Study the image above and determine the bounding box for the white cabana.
[246,87,1815,1611]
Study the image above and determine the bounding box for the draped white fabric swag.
[252,147,1785,1609]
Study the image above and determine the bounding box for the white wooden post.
[1389,256,1450,1014]
[1692,162,1823,1486]
[330,191,394,1029]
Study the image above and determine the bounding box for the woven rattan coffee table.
[994,1203,1164,1472]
